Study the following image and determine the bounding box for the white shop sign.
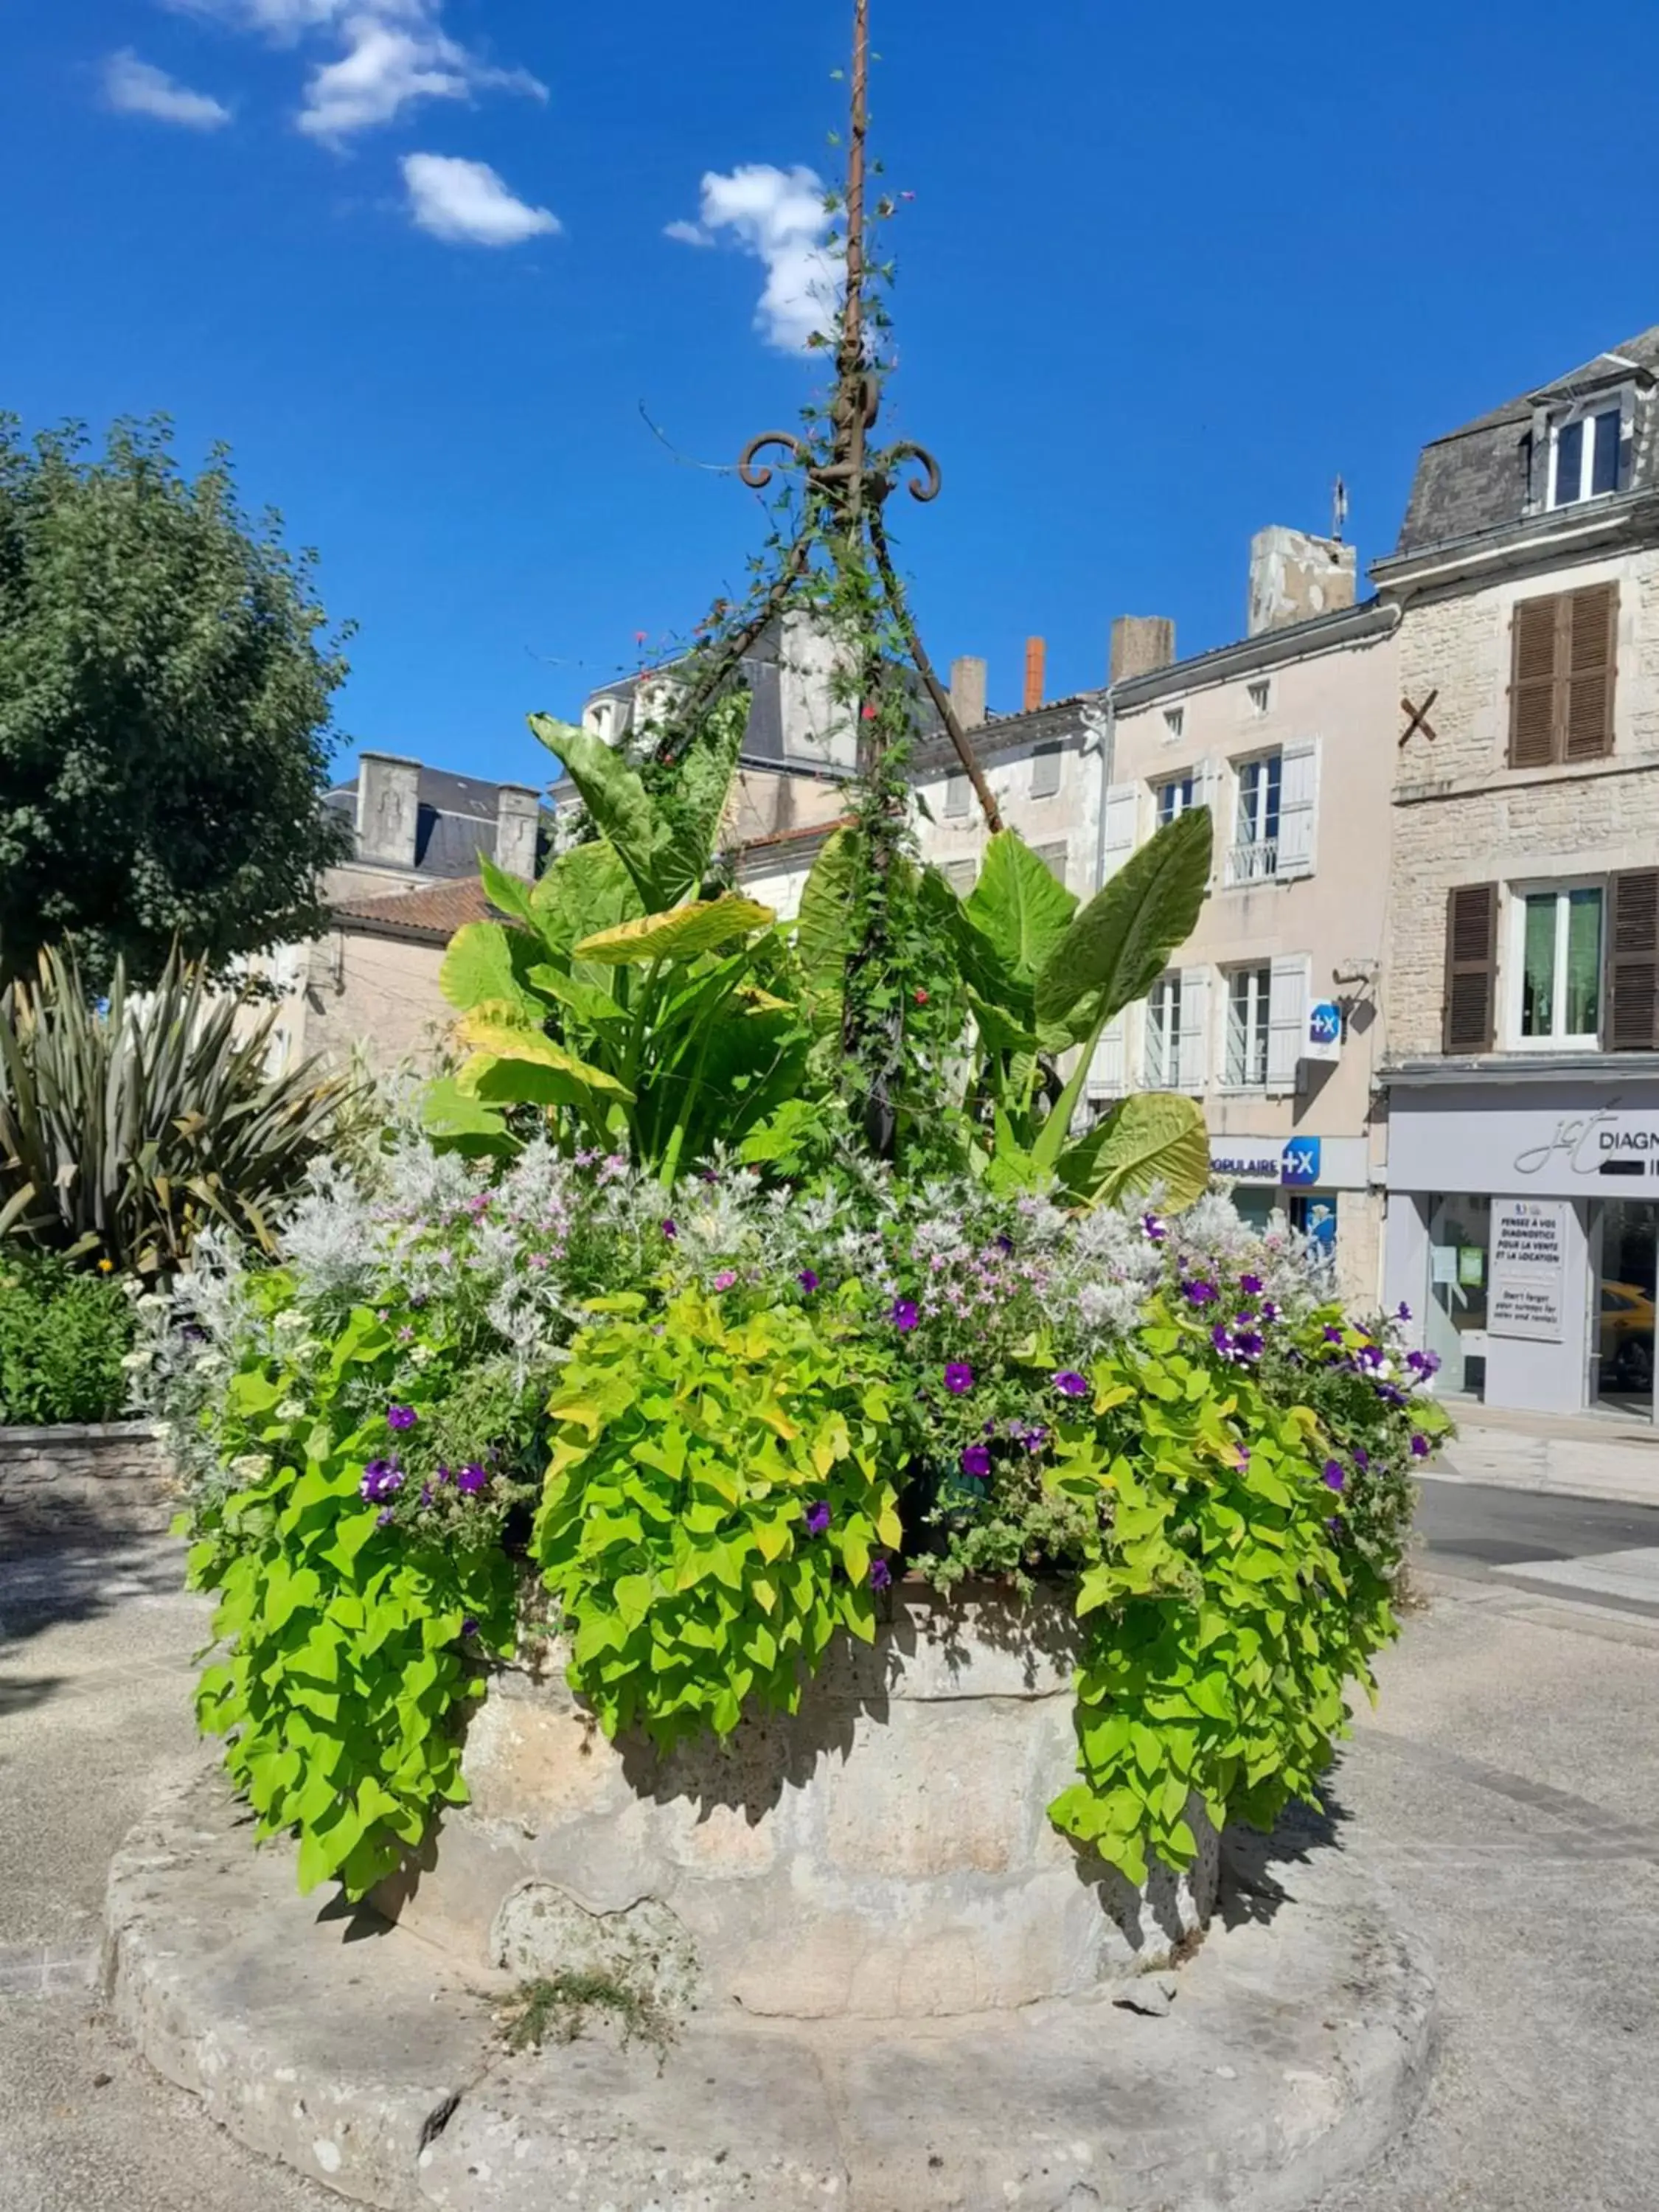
[1488,1197,1568,1343]
[1388,1089,1659,1199]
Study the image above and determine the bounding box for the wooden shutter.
[1607,870,1659,1051]
[1564,582,1618,761]
[1509,594,1559,767]
[1443,883,1498,1053]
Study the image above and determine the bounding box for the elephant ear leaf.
[529,840,642,956]
[1057,1091,1211,1212]
[655,692,750,899]
[963,831,1077,984]
[1034,808,1211,1029]
[439,922,543,1020]
[527,714,667,907]
[574,894,774,967]
[421,1075,512,1158]
[794,826,863,1029]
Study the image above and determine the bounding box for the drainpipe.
[1089,685,1117,896]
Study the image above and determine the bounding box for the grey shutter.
[1030,742,1062,799]
[945,771,970,818]
[1444,883,1498,1053]
[1607,869,1659,1051]
[1032,839,1068,888]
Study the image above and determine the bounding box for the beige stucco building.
[1375,325,1659,1421]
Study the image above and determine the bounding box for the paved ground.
[4,1486,1659,2211]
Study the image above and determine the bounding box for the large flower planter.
[375,1581,1219,2020]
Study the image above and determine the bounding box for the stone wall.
[0,1424,175,1543]
[1388,545,1659,1057]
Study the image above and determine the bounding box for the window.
[1514,886,1604,1046]
[1155,772,1194,828]
[1509,584,1618,766]
[1145,974,1181,1088]
[944,770,970,818]
[1228,752,1281,884]
[1225,965,1271,1088]
[1030,742,1062,799]
[1162,706,1186,742]
[1548,407,1621,509]
[1246,679,1271,717]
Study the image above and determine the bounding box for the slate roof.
[1394,324,1659,557]
[326,766,553,880]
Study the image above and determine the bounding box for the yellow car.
[1599,1281,1655,1393]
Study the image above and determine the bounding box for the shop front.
[1383,1068,1659,1419]
[1209,1132,1377,1303]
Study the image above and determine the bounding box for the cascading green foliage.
[0,945,344,1276]
[532,1288,903,1745]
[0,1249,133,1423]
[1044,1298,1415,1885]
[187,1290,520,1899]
[427,697,811,1180]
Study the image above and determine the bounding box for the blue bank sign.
[1211,1137,1324,1187]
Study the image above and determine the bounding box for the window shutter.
[1509,594,1559,768]
[945,770,970,818]
[1607,869,1659,1051]
[1032,839,1069,887]
[1564,582,1618,761]
[1266,954,1310,1091]
[1276,737,1320,878]
[1030,741,1062,799]
[1089,1014,1127,1096]
[1100,783,1138,883]
[1443,883,1498,1053]
[1176,966,1209,1091]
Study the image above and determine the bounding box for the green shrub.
[0,1253,132,1424]
[534,1288,903,1745]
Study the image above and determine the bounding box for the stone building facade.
[1375,325,1659,1419]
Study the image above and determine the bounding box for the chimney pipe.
[1023,637,1046,714]
[494,784,542,881]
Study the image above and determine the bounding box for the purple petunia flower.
[456,1462,488,1495]
[1211,1322,1234,1357]
[419,1484,433,1507]
[462,1618,479,1638]
[434,1463,452,1486]
[1326,1514,1345,1539]
[1355,1343,1386,1372]
[386,1403,417,1432]
[1395,1302,1413,1323]
[804,1500,832,1537]
[1141,1212,1167,1243]
[869,1559,893,1592]
[1406,1347,1441,1377]
[891,1298,919,1332]
[1411,1433,1432,1459]
[360,1458,404,1503]
[1240,1273,1264,1297]
[798,1269,820,1293]
[1323,1461,1346,1492]
[944,1360,975,1395]
[1352,1446,1370,1470]
[1053,1370,1090,1399]
[1234,1330,1265,1360]
[712,1270,738,1292]
[376,1506,395,1527]
[961,1443,992,1480]
[661,1219,678,1240]
[1023,1425,1050,1455]
[1322,1324,1345,1345]
[1184,1279,1218,1307]
[1261,1299,1281,1323]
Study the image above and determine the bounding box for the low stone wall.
[0,1422,175,1543]
[378,1583,1220,2021]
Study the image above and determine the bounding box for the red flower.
[860,702,878,720]
[913,988,929,1005]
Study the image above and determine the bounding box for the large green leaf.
[1058,1092,1211,1211]
[528,715,666,908]
[653,692,750,900]
[476,852,539,931]
[420,1075,512,1157]
[1034,808,1212,1028]
[963,831,1077,983]
[794,827,863,1023]
[453,1015,635,1100]
[574,895,774,967]
[439,922,542,1018]
[529,839,642,953]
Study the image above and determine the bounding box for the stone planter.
[377,1582,1218,2021]
[0,1421,175,1542]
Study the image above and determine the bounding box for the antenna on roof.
[1332,475,1349,543]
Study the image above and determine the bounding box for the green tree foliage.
[0,414,351,984]
[0,1251,132,1423]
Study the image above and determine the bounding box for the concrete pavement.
[1433,1402,1659,1509]
[6,1489,1659,2211]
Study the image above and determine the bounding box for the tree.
[0,414,352,984]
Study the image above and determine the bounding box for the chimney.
[1023,637,1046,714]
[355,752,420,869]
[949,655,987,730]
[494,784,542,881]
[1109,616,1177,684]
[1247,527,1357,637]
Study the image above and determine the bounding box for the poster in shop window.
[1488,1198,1567,1343]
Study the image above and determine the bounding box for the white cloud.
[667,164,840,352]
[104,49,232,128]
[402,153,559,247]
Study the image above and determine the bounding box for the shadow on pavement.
[1219,1785,1350,1929]
[0,1531,192,1650]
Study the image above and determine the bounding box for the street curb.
[102,1771,1438,2212]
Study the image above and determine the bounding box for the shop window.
[1228,1186,1277,1234]
[1289,1192,1338,1275]
[1426,1194,1491,1398]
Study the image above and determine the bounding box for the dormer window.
[1548,403,1623,509]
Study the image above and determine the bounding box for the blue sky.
[7,1,1659,788]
